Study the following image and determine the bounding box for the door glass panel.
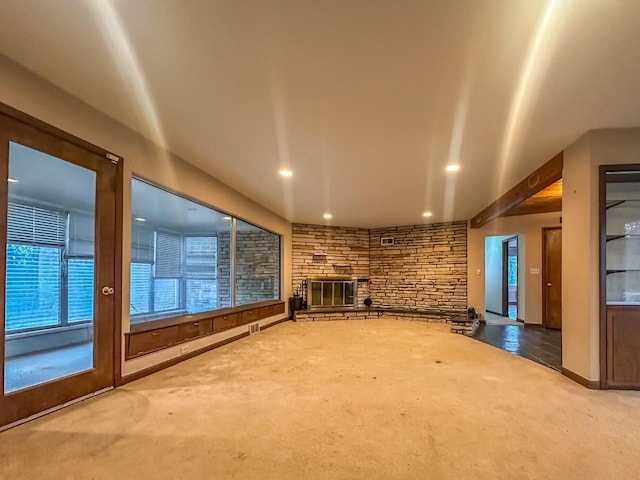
[605,174,640,304]
[4,142,96,394]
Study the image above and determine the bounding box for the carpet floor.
[0,318,639,479]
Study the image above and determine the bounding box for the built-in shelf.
[606,269,640,276]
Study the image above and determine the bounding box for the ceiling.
[2,1,640,228]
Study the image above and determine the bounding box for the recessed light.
[134,217,146,222]
[7,178,18,183]
[323,213,333,220]
[222,216,232,221]
[278,168,293,177]
[445,164,460,172]
[422,211,433,217]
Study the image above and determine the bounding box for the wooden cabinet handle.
[193,322,200,326]
[151,331,161,336]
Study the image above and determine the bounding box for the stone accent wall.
[217,232,231,308]
[291,224,370,306]
[369,222,467,312]
[235,230,280,305]
[292,222,468,312]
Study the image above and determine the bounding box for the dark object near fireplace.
[467,307,478,320]
[363,298,372,307]
[289,295,304,319]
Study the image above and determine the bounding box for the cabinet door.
[607,306,640,388]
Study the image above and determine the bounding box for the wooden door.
[543,227,562,329]
[0,112,117,429]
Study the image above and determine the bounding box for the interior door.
[543,227,562,329]
[501,236,518,319]
[0,112,116,429]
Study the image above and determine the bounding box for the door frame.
[501,236,518,318]
[599,164,640,389]
[0,102,123,422]
[542,226,562,329]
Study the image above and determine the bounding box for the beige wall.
[468,213,561,324]
[0,55,293,377]
[562,128,640,381]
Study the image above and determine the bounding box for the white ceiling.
[2,0,640,228]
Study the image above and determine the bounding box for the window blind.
[155,232,182,277]
[7,202,66,246]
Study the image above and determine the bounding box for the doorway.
[0,110,118,429]
[542,227,562,329]
[502,236,518,319]
[485,235,521,324]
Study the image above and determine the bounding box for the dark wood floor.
[472,324,562,371]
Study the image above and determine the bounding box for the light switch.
[476,268,481,276]
[530,267,540,275]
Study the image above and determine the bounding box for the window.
[130,179,233,323]
[5,201,96,333]
[130,178,281,324]
[234,220,281,306]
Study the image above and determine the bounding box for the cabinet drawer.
[213,313,238,331]
[178,319,212,341]
[241,308,260,324]
[259,305,274,319]
[273,303,285,315]
[128,326,179,357]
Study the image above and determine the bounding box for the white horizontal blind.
[5,244,61,331]
[131,224,154,263]
[7,202,66,246]
[155,232,181,277]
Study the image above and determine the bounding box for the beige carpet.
[1,318,639,479]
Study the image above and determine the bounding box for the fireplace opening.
[308,278,357,309]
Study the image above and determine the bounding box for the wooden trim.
[261,317,289,330]
[113,159,124,385]
[129,300,285,334]
[470,152,563,228]
[598,163,640,389]
[542,226,562,329]
[118,331,250,386]
[599,165,608,389]
[0,102,122,162]
[561,367,601,389]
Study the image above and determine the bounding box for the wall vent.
[381,237,395,246]
[249,322,261,335]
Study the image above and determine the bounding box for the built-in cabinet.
[602,167,640,388]
[125,301,285,359]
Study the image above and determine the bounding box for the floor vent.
[249,323,260,335]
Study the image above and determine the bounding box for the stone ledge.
[294,308,476,336]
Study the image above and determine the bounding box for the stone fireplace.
[307,278,357,309]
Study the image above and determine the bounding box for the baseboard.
[516,318,524,323]
[485,309,502,316]
[117,316,289,386]
[561,367,601,389]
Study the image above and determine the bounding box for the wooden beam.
[469,151,563,228]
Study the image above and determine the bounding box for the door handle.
[101,286,115,296]
[546,283,552,287]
